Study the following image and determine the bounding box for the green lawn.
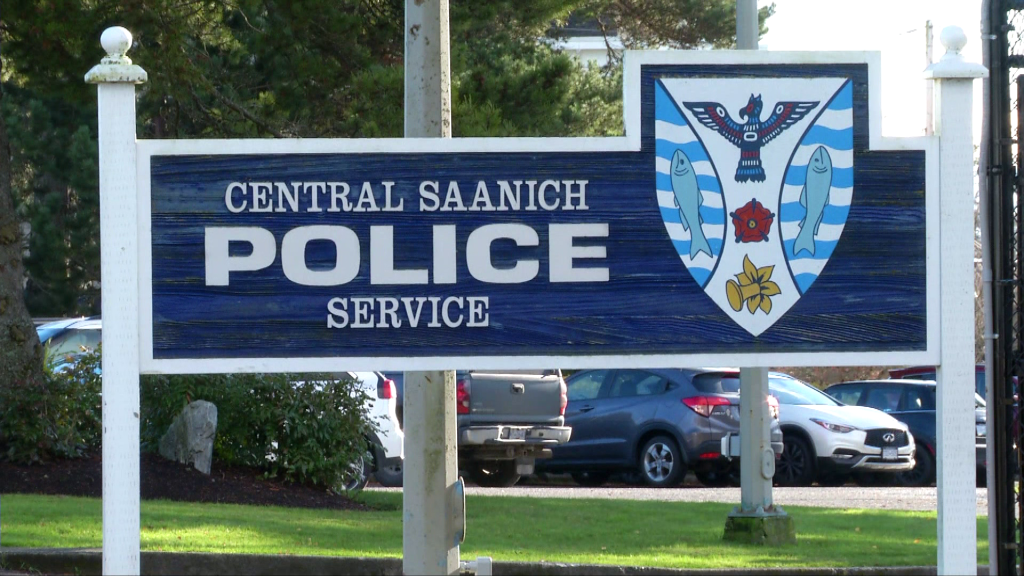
[0,492,988,569]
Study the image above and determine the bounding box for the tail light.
[559,378,567,416]
[377,378,396,400]
[682,396,732,417]
[456,378,471,414]
[767,395,780,419]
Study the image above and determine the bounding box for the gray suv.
[538,368,784,487]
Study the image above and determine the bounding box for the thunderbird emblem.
[655,77,855,336]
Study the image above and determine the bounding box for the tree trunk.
[0,55,46,387]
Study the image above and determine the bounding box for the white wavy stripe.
[663,221,726,241]
[810,107,853,131]
[788,258,828,276]
[789,145,854,167]
[655,157,717,177]
[780,185,854,207]
[682,256,715,268]
[779,221,846,241]
[655,120,698,145]
[657,189,723,209]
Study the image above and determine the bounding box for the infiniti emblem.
[883,432,896,443]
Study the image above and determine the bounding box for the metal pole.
[85,27,147,576]
[736,0,758,50]
[403,1,459,574]
[738,367,773,511]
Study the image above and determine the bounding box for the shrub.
[0,348,102,463]
[140,372,377,490]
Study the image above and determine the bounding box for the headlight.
[811,418,858,434]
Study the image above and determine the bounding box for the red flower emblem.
[730,199,775,243]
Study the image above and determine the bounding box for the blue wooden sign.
[137,51,937,373]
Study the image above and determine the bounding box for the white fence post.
[924,26,987,576]
[85,26,147,576]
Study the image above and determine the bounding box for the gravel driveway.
[368,481,990,514]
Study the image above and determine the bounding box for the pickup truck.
[381,370,572,487]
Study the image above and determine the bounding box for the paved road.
[368,482,990,514]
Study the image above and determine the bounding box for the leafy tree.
[0,0,769,388]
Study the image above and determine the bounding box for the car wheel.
[696,469,739,487]
[571,471,612,487]
[374,462,404,488]
[638,435,686,487]
[774,435,815,487]
[465,460,521,488]
[896,444,935,487]
[336,452,371,494]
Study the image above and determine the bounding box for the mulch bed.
[0,452,371,511]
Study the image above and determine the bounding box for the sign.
[138,51,937,373]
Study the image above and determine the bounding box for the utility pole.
[402,1,461,575]
[925,20,934,135]
[723,0,795,545]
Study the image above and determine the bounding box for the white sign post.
[84,27,147,576]
[925,27,987,576]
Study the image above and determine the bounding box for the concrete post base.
[723,510,796,546]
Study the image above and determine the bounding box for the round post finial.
[100,27,134,65]
[85,26,147,84]
[923,24,987,80]
[939,26,968,60]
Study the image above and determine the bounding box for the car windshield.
[36,325,67,342]
[769,376,840,406]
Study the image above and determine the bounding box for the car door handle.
[579,405,595,413]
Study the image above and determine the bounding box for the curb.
[0,548,989,576]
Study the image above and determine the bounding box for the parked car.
[35,316,102,362]
[769,373,915,487]
[384,370,572,488]
[889,365,986,398]
[291,371,404,492]
[536,368,784,488]
[825,379,986,486]
[35,318,403,492]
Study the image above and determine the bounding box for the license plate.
[882,446,898,461]
[508,428,527,441]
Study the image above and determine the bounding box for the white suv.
[770,373,915,487]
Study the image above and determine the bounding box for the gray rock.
[158,400,218,474]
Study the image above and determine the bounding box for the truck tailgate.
[463,371,563,425]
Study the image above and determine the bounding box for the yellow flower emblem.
[726,255,781,315]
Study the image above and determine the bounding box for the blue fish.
[793,146,833,257]
[670,149,712,259]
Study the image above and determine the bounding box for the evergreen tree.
[0,0,771,385]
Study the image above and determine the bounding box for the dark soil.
[0,452,371,511]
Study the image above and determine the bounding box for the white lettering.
[377,297,402,328]
[382,181,403,211]
[467,297,489,327]
[419,181,440,211]
[328,182,352,212]
[370,226,429,285]
[402,297,427,328]
[442,181,466,211]
[351,297,375,328]
[433,225,457,284]
[442,297,464,327]
[251,182,273,212]
[281,225,361,286]
[498,181,521,211]
[467,224,539,284]
[538,180,560,210]
[225,182,247,213]
[470,181,496,211]
[327,297,349,328]
[565,180,589,210]
[204,227,276,286]
[306,182,326,212]
[354,182,380,212]
[549,223,609,282]
[275,182,300,213]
